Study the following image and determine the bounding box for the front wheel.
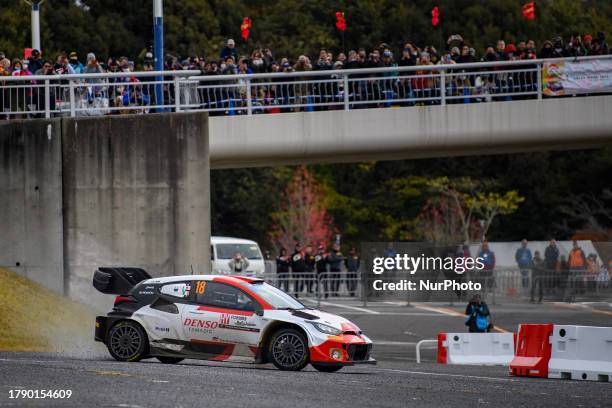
[106,320,148,362]
[268,328,309,371]
[156,356,184,364]
[312,364,343,373]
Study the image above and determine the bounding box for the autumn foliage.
[269,166,335,251]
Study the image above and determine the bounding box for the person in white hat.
[220,38,238,62]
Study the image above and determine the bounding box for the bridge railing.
[0,55,610,119]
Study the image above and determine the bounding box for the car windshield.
[246,282,304,309]
[215,243,262,260]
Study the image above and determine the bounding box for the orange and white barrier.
[437,332,515,366]
[548,325,612,382]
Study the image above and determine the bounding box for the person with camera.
[291,242,306,297]
[32,60,57,116]
[228,251,250,274]
[276,247,291,292]
[465,294,493,333]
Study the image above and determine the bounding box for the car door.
[139,281,192,345]
[181,280,265,357]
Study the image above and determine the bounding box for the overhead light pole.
[23,0,45,51]
[153,0,165,109]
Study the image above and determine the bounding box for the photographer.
[465,294,493,333]
[228,251,250,274]
[33,60,57,117]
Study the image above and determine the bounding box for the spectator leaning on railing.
[1,29,611,119]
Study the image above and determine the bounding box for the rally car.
[93,268,375,372]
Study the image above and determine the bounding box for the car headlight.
[309,322,342,335]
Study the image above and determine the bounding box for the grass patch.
[0,268,102,355]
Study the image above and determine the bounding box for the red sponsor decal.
[183,318,218,329]
[220,314,231,325]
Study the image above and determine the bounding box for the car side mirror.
[255,308,264,317]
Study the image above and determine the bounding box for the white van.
[210,236,265,277]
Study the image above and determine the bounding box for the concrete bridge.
[209,95,612,168]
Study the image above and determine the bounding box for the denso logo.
[184,318,218,329]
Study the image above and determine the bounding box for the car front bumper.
[309,334,376,366]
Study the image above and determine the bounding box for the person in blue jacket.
[478,241,496,289]
[465,294,493,333]
[515,239,533,289]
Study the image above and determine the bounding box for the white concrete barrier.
[440,332,515,366]
[548,325,612,382]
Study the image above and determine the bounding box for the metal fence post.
[343,74,350,111]
[44,79,51,119]
[537,62,543,100]
[246,78,253,116]
[174,76,181,112]
[69,80,76,117]
[440,70,446,106]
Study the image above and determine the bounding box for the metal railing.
[1,55,610,119]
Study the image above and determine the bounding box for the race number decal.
[195,281,206,295]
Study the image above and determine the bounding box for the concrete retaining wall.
[0,119,64,293]
[62,113,210,309]
[0,113,210,311]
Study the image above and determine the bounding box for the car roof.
[144,274,263,285]
[211,236,259,245]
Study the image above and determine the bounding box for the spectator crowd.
[1,31,610,118]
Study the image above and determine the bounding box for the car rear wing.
[93,267,152,295]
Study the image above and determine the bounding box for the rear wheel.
[312,364,343,373]
[106,320,148,362]
[268,328,309,371]
[156,356,184,364]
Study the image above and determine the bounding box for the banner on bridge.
[543,59,612,96]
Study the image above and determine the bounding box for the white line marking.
[374,341,419,346]
[411,303,464,317]
[303,299,380,314]
[336,312,444,316]
[378,368,517,382]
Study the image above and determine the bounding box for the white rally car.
[93,268,375,372]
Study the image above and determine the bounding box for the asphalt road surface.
[1,299,611,408]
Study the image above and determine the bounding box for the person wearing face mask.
[69,52,84,74]
[0,58,11,117]
[9,59,32,117]
[551,36,568,58]
[540,40,554,59]
[28,49,43,74]
[249,50,267,74]
[228,252,250,274]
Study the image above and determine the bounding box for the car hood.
[266,308,362,333]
